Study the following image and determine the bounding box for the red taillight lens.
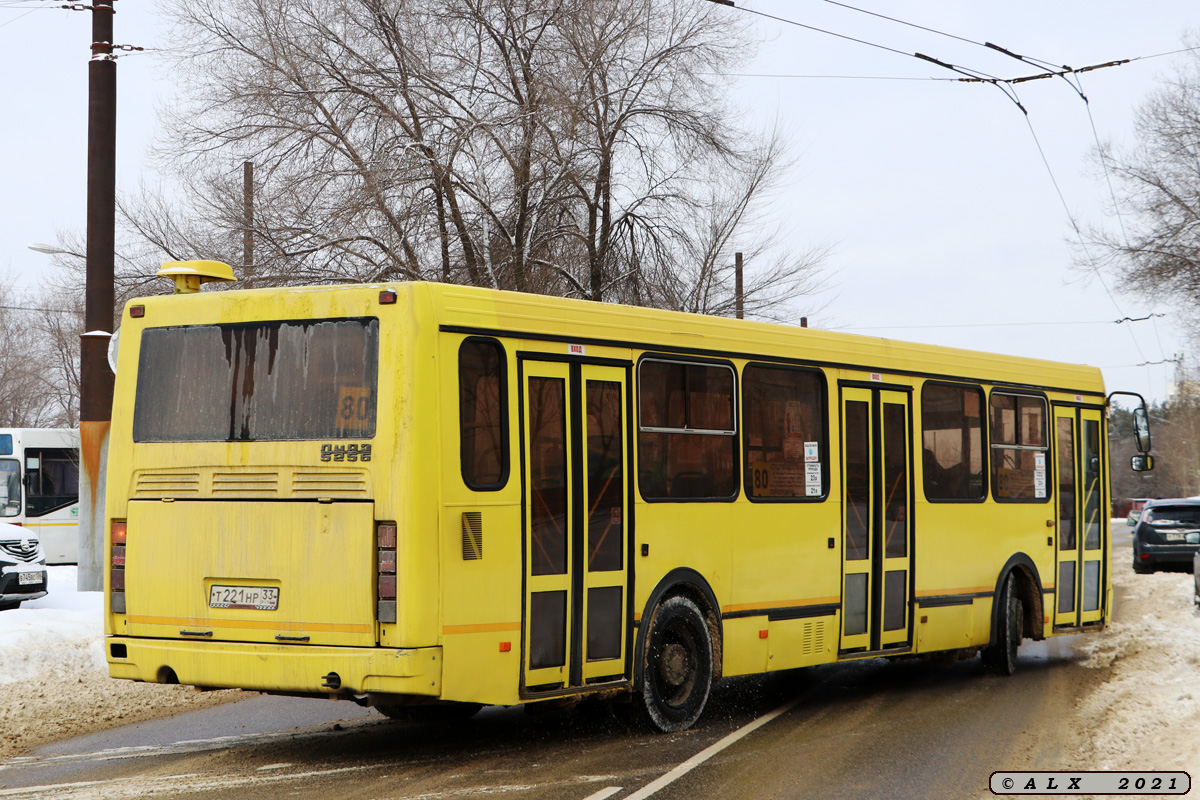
[129,305,145,318]
[377,522,398,618]
[110,520,127,613]
[379,290,397,305]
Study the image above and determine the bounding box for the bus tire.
[982,575,1023,676]
[640,595,712,733]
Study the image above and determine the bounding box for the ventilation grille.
[212,471,280,496]
[461,512,483,560]
[291,471,368,497]
[800,619,828,656]
[134,472,201,496]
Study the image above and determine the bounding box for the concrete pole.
[79,0,117,592]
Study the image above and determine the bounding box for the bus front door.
[520,359,630,695]
[1053,405,1107,629]
[840,386,914,655]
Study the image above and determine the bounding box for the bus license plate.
[209,585,279,610]
[17,571,42,585]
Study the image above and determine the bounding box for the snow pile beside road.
[1073,566,1200,773]
[0,566,107,685]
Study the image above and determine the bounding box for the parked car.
[1132,498,1200,574]
[1193,549,1200,606]
[0,521,47,610]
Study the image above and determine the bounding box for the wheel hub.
[659,642,690,686]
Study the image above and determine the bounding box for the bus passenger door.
[1053,405,1107,628]
[840,386,913,655]
[520,359,630,694]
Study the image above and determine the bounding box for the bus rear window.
[134,318,379,442]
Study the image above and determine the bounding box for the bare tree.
[0,281,77,427]
[1086,41,1200,334]
[87,0,829,317]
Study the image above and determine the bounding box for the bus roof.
[126,281,1105,398]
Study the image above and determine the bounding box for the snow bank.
[0,566,107,685]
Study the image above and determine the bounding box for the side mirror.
[1133,407,1152,453]
[1131,454,1155,472]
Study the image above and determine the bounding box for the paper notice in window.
[335,386,372,431]
[804,442,819,462]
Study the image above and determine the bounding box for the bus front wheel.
[982,575,1023,676]
[641,595,713,733]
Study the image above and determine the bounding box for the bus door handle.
[180,629,213,637]
[276,634,310,642]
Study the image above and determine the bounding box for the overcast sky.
[0,0,1196,405]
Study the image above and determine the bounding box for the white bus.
[0,428,80,564]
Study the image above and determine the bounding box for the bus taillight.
[111,520,127,613]
[377,522,397,624]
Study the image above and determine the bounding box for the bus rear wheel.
[982,575,1023,676]
[641,595,713,733]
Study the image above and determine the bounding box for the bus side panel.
[730,502,842,672]
[433,329,524,705]
[439,503,523,705]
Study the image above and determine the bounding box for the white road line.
[622,694,804,800]
[582,788,623,800]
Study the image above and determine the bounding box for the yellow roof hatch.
[156,260,237,294]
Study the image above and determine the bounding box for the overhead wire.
[718,0,1170,365]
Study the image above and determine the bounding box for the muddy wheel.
[375,702,482,722]
[0,599,21,611]
[640,595,712,733]
[982,575,1023,676]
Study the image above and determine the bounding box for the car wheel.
[640,595,713,733]
[0,599,20,611]
[982,575,1023,676]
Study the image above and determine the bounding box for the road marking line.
[623,694,804,800]
[582,788,623,800]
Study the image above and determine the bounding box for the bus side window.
[743,364,826,500]
[459,338,508,490]
[921,383,985,501]
[637,359,737,501]
[989,393,1049,502]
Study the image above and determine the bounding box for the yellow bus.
[103,276,1150,732]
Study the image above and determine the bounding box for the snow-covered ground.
[4,531,1200,777]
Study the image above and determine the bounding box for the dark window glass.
[587,586,623,661]
[587,380,623,571]
[530,590,567,669]
[1057,417,1076,550]
[0,435,11,455]
[743,365,825,500]
[844,400,870,561]
[638,360,736,500]
[24,448,79,518]
[0,459,18,518]
[1082,419,1102,550]
[883,403,907,558]
[990,394,1048,501]
[921,384,984,501]
[459,339,507,489]
[134,319,378,442]
[529,377,568,576]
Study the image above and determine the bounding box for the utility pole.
[735,251,743,320]
[79,0,117,591]
[243,161,254,270]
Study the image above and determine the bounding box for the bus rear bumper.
[106,636,442,698]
